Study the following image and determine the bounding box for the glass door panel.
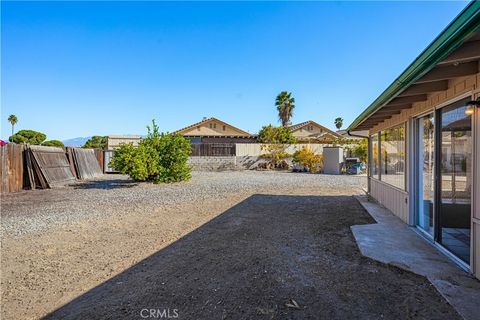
[415,113,435,237]
[438,98,472,264]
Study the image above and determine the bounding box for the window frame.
[381,123,407,190]
[369,122,407,191]
[369,132,380,180]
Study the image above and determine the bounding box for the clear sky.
[1,1,470,141]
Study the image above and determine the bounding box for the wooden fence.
[0,144,105,194]
[191,143,236,156]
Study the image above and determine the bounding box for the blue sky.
[1,1,469,141]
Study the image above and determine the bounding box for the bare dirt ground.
[1,172,459,319]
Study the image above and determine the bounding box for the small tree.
[42,140,65,148]
[7,115,18,136]
[83,136,107,149]
[258,125,296,167]
[275,91,295,127]
[110,120,191,183]
[9,129,46,145]
[334,117,343,130]
[351,138,368,163]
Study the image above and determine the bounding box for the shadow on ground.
[44,195,460,320]
[72,179,138,190]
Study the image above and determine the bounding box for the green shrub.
[155,133,191,183]
[42,140,64,147]
[292,147,323,173]
[9,130,46,145]
[110,120,191,183]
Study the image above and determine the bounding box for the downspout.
[347,130,371,195]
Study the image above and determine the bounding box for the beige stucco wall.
[180,120,250,137]
[370,179,409,223]
[107,136,142,149]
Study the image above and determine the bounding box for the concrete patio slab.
[352,195,480,320]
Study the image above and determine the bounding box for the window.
[380,123,406,189]
[209,123,212,128]
[370,133,379,179]
[213,123,217,129]
[222,125,226,131]
[197,126,200,131]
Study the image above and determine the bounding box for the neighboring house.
[175,117,256,143]
[348,2,480,279]
[288,120,341,142]
[106,135,142,149]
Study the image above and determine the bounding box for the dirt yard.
[1,172,459,319]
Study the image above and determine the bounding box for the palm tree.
[275,91,295,127]
[7,114,18,136]
[334,117,343,130]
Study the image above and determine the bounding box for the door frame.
[412,111,436,239]
[411,93,474,271]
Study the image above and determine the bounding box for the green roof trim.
[348,1,480,132]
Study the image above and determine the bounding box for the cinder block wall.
[187,156,238,171]
[188,156,296,171]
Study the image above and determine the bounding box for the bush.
[9,130,46,145]
[292,147,323,173]
[110,120,191,183]
[257,125,296,168]
[83,136,107,149]
[42,140,64,148]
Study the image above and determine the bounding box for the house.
[174,117,256,143]
[347,2,480,279]
[288,120,342,142]
[106,135,142,149]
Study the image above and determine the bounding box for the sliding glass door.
[414,97,472,265]
[437,98,473,264]
[415,113,435,237]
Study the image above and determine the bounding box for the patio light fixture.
[465,98,479,116]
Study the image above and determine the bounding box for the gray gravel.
[1,171,367,237]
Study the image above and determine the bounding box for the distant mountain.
[62,137,90,147]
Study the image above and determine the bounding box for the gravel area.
[2,172,457,320]
[1,171,367,237]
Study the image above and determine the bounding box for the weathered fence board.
[73,148,103,180]
[24,147,36,190]
[191,143,235,156]
[30,145,76,188]
[65,147,78,178]
[0,146,8,193]
[94,149,104,173]
[0,144,25,193]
